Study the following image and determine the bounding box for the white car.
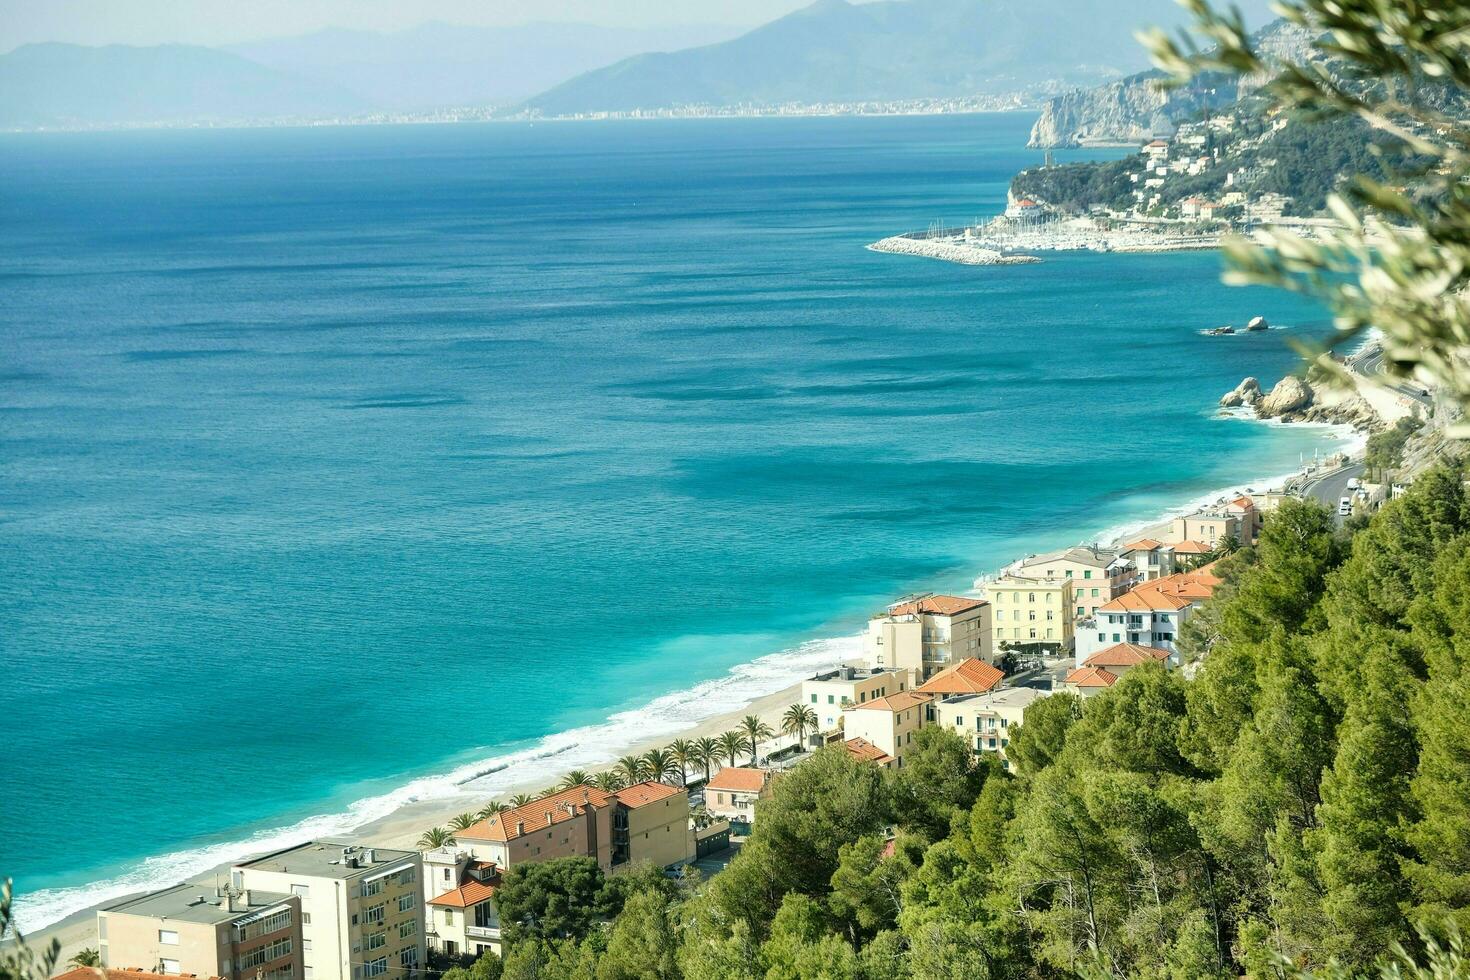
[1339,496,1353,516]
[1346,478,1361,491]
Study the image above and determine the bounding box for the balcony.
[466,925,500,941]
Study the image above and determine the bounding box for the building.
[424,858,500,960]
[1143,139,1169,161]
[842,737,895,769]
[1005,197,1045,219]
[802,666,914,735]
[865,594,992,678]
[914,658,1005,699]
[1168,539,1214,569]
[1063,666,1119,695]
[454,788,614,872]
[1078,641,1173,674]
[1015,545,1132,620]
[983,575,1074,655]
[613,781,695,869]
[927,686,1046,768]
[1169,506,1245,546]
[841,690,931,765]
[56,970,221,980]
[1075,567,1222,662]
[233,843,424,980]
[1119,539,1177,581]
[704,767,772,823]
[97,884,302,980]
[1181,197,1220,220]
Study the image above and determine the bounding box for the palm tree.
[739,714,776,764]
[448,811,478,831]
[781,703,819,751]
[560,770,595,789]
[717,730,746,769]
[667,738,696,786]
[694,736,721,782]
[509,792,535,807]
[617,754,650,786]
[643,747,680,785]
[476,800,507,821]
[69,950,101,969]
[417,826,455,849]
[593,770,624,792]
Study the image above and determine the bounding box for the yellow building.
[801,666,914,735]
[455,787,615,872]
[983,575,1074,654]
[1016,545,1132,621]
[613,781,695,869]
[98,884,302,980]
[704,767,773,823]
[841,690,931,766]
[927,686,1046,769]
[865,594,993,678]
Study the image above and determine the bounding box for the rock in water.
[1246,315,1269,331]
[1219,376,1262,408]
[1259,376,1313,417]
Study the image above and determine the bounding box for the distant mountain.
[519,0,1277,117]
[226,21,742,111]
[1027,19,1320,147]
[0,42,365,129]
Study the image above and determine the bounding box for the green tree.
[694,736,722,782]
[781,703,818,751]
[418,826,455,848]
[886,726,989,839]
[560,770,595,790]
[494,857,609,944]
[718,730,747,769]
[829,834,923,940]
[449,811,480,831]
[616,755,650,786]
[67,950,101,969]
[596,889,682,980]
[668,739,697,787]
[738,715,776,764]
[1005,690,1082,778]
[643,747,681,785]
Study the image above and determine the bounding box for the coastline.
[16,410,1365,961]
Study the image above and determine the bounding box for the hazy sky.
[0,0,812,49]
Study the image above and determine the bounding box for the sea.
[0,112,1353,931]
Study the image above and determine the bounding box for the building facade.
[423,859,500,960]
[801,666,914,734]
[865,595,992,679]
[841,691,931,765]
[703,767,772,823]
[98,884,303,980]
[927,686,1045,769]
[1074,568,1221,663]
[983,575,1074,654]
[233,843,425,980]
[612,781,695,869]
[1016,546,1132,621]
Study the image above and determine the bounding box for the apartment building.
[1074,567,1221,662]
[1169,496,1254,545]
[233,843,424,980]
[423,858,500,960]
[1119,539,1178,581]
[914,658,1004,699]
[98,884,302,980]
[704,767,772,823]
[57,969,221,980]
[927,686,1046,769]
[865,594,992,679]
[983,575,1074,654]
[802,666,914,734]
[454,787,614,872]
[841,690,931,765]
[613,781,694,869]
[1016,546,1132,620]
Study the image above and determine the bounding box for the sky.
[0,0,812,49]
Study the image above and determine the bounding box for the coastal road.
[1300,461,1365,523]
[1348,345,1434,409]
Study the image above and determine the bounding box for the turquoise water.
[0,113,1345,927]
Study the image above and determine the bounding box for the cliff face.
[1028,18,1317,148]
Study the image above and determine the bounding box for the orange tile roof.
[429,864,499,908]
[1169,540,1213,554]
[706,767,769,793]
[614,780,684,808]
[1066,666,1118,688]
[851,690,932,712]
[883,594,987,618]
[1228,495,1254,509]
[56,972,221,980]
[1083,643,1172,667]
[458,786,614,842]
[843,737,894,765]
[915,658,1005,696]
[1097,568,1221,613]
[1122,538,1164,551]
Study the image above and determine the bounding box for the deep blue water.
[0,113,1344,926]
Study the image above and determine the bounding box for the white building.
[1074,568,1221,664]
[865,594,993,678]
[801,666,914,735]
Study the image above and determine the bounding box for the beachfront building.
[423,857,501,959]
[1169,539,1215,569]
[927,686,1046,769]
[704,767,773,823]
[801,666,914,735]
[1119,539,1178,581]
[232,842,425,980]
[914,658,1005,700]
[613,780,695,869]
[1169,496,1253,546]
[841,690,931,766]
[455,788,615,872]
[842,736,895,769]
[983,575,1074,656]
[865,594,993,679]
[1015,545,1133,621]
[57,970,221,980]
[1074,567,1222,663]
[97,884,302,980]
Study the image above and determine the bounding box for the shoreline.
[15,410,1365,961]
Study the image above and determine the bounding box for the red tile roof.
[851,690,932,712]
[916,658,1005,696]
[1122,538,1164,551]
[1228,495,1254,509]
[458,786,614,842]
[1097,568,1221,613]
[883,595,987,617]
[1169,540,1213,554]
[429,863,499,908]
[843,737,894,765]
[1083,643,1172,667]
[614,780,684,809]
[1066,666,1118,688]
[706,767,769,793]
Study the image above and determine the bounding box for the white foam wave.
[11,634,859,934]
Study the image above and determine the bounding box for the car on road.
[1339,496,1354,516]
[1346,478,1361,491]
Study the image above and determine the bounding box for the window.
[444,910,454,925]
[160,961,180,976]
[399,948,419,969]
[362,879,383,898]
[240,940,292,971]
[398,894,415,913]
[302,941,313,953]
[303,913,311,926]
[1091,588,1099,597]
[364,957,388,978]
[955,717,964,726]
[367,933,386,952]
[1084,570,1092,579]
[809,693,817,703]
[827,695,834,705]
[158,930,178,946]
[364,904,385,925]
[291,884,310,899]
[258,909,291,935]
